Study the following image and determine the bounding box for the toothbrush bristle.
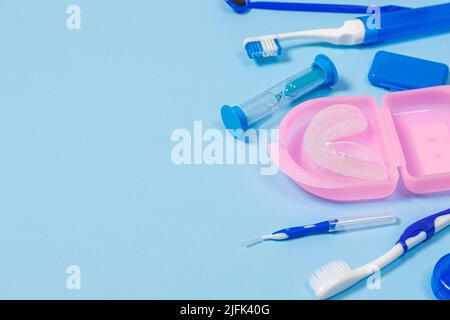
[309,260,352,292]
[245,39,282,59]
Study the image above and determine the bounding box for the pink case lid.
[270,85,450,202]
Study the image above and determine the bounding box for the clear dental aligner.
[303,104,388,181]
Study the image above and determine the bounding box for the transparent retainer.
[303,104,389,181]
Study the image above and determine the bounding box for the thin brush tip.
[241,237,265,248]
[241,234,273,248]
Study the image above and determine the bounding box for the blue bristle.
[245,41,263,59]
[274,39,282,56]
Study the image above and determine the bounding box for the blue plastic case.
[368,51,449,91]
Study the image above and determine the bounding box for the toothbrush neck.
[277,19,366,46]
[356,244,404,273]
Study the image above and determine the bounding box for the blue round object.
[314,54,339,87]
[221,105,248,131]
[432,254,450,300]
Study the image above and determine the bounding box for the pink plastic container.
[269,85,450,201]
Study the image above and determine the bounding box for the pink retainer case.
[269,85,450,201]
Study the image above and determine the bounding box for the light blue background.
[0,0,448,299]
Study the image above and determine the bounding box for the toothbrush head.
[244,37,282,59]
[225,0,250,13]
[309,260,352,299]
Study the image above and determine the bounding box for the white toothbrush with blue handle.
[244,3,450,59]
[243,213,398,247]
[244,19,365,59]
[309,208,450,300]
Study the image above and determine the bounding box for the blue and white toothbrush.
[243,213,398,247]
[309,208,450,300]
[244,2,450,59]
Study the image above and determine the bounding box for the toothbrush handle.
[250,2,408,14]
[273,221,331,239]
[359,3,450,44]
[397,209,450,253]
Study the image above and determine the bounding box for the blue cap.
[221,105,248,131]
[432,254,450,300]
[314,54,339,87]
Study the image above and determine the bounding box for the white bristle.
[309,260,352,291]
[261,39,278,57]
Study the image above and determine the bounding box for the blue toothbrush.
[243,213,398,247]
[244,2,450,60]
[225,0,409,14]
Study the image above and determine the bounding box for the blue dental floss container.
[431,254,450,300]
[368,51,449,91]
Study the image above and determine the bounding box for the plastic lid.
[313,54,339,87]
[369,51,449,91]
[221,105,248,132]
[432,254,450,300]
